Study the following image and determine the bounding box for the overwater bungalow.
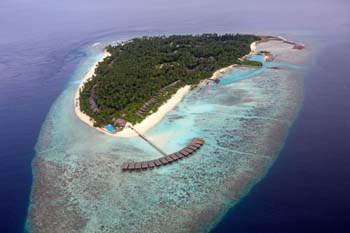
[184,148,194,154]
[160,158,168,164]
[190,143,201,148]
[165,156,173,162]
[192,140,203,145]
[128,163,135,170]
[148,161,155,168]
[170,154,179,160]
[121,137,205,171]
[122,162,129,170]
[135,162,142,169]
[154,159,162,166]
[180,150,189,156]
[175,152,184,158]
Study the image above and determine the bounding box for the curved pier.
[121,138,205,171]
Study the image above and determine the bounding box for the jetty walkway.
[121,138,205,171]
[130,127,167,156]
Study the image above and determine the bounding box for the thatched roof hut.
[112,118,127,128]
[180,150,189,156]
[89,85,100,113]
[148,161,155,168]
[165,156,173,162]
[154,160,162,166]
[122,162,129,170]
[135,162,142,169]
[170,154,179,160]
[175,152,184,158]
[141,162,148,169]
[160,158,168,164]
[188,145,198,150]
[184,148,193,154]
[128,163,135,170]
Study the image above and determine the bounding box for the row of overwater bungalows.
[122,138,204,171]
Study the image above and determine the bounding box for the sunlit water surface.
[28,40,310,232]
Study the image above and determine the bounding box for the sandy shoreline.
[208,41,258,81]
[115,85,191,137]
[75,41,258,138]
[74,50,112,135]
[74,50,191,137]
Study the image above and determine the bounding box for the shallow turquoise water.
[28,40,310,232]
[219,68,265,85]
[219,54,303,85]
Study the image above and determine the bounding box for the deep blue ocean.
[212,40,350,233]
[0,0,349,232]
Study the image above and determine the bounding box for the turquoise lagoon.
[28,39,309,232]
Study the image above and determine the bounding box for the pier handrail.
[130,127,167,156]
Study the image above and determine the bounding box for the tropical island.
[30,35,309,233]
[77,34,261,135]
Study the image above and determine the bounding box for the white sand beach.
[74,50,112,135]
[209,64,236,81]
[116,85,191,137]
[250,41,257,52]
[74,50,191,137]
[75,41,258,137]
[209,41,258,81]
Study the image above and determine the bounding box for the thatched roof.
[89,85,100,113]
[112,118,127,127]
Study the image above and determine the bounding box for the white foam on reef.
[27,39,310,233]
[92,42,101,47]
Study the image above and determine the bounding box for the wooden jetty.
[121,137,205,171]
[130,126,167,156]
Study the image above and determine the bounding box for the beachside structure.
[121,137,205,171]
[89,84,100,113]
[112,118,127,130]
[136,80,181,116]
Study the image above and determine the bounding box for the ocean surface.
[27,38,308,232]
[0,0,349,232]
[212,38,350,233]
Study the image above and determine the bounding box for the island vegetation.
[79,33,261,127]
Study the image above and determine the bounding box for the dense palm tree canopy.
[79,33,261,126]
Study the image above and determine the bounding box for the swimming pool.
[105,124,116,133]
